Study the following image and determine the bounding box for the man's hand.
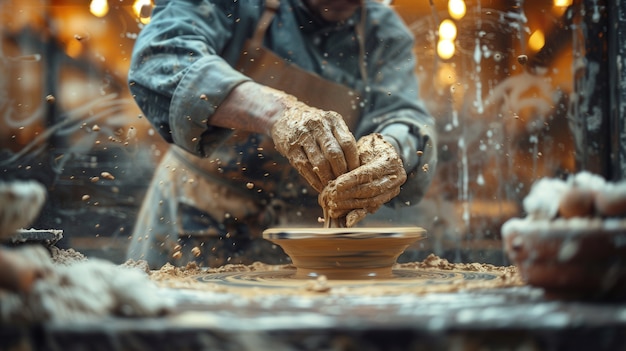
[271,103,359,193]
[319,133,407,227]
[210,82,359,193]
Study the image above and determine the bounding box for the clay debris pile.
[0,246,173,323]
[396,254,523,292]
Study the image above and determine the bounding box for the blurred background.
[0,0,622,265]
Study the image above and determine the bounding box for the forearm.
[210,82,297,136]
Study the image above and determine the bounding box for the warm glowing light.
[437,63,457,86]
[553,0,572,6]
[437,39,455,60]
[448,0,466,21]
[133,0,153,24]
[89,0,109,17]
[552,0,572,15]
[528,30,545,52]
[65,40,83,58]
[439,19,457,41]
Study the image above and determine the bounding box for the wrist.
[210,81,297,136]
[380,124,422,172]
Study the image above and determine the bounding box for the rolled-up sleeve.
[127,0,251,156]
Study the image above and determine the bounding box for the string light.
[553,0,572,6]
[437,39,455,60]
[448,0,466,21]
[89,0,109,17]
[439,19,457,41]
[133,0,153,24]
[552,0,572,15]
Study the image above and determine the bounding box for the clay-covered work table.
[3,265,626,351]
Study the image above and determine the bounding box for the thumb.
[345,208,368,227]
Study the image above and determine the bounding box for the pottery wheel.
[195,268,499,289]
[151,253,523,296]
[182,266,511,295]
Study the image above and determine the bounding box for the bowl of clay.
[263,226,426,279]
[502,218,626,300]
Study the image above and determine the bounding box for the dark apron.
[170,0,363,227]
[129,0,366,267]
[234,0,361,130]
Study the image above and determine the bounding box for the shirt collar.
[290,0,361,34]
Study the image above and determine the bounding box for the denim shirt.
[128,0,437,206]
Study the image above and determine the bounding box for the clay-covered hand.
[209,82,358,192]
[270,102,359,193]
[319,133,407,227]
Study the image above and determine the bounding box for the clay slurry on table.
[149,254,523,297]
[193,266,504,290]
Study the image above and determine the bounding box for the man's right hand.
[270,103,359,193]
[211,82,359,193]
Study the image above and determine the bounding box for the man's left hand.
[319,133,407,227]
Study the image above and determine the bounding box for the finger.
[300,132,334,186]
[318,185,351,218]
[336,133,359,171]
[326,176,403,210]
[346,209,368,227]
[328,112,359,171]
[333,175,405,201]
[320,134,348,178]
[331,168,371,191]
[311,111,358,177]
[333,161,403,193]
[288,147,325,192]
[310,122,349,179]
[328,189,399,217]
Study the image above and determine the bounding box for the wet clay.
[262,227,426,279]
[49,246,87,265]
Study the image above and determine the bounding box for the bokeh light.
[439,19,457,41]
[448,0,466,21]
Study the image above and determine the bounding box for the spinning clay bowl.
[502,218,626,301]
[263,226,427,279]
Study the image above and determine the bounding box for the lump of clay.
[1,252,173,323]
[521,171,626,220]
[522,177,570,220]
[502,171,626,243]
[502,172,626,300]
[0,180,46,240]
